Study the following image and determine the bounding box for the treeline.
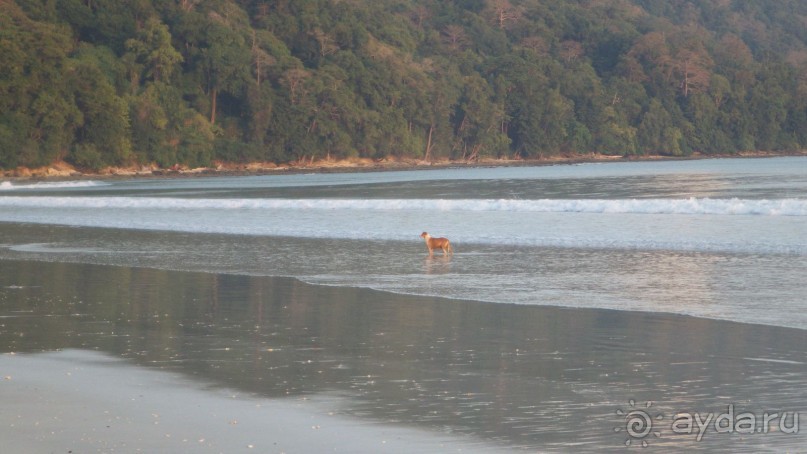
[3,0,807,170]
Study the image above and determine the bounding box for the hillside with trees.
[3,0,807,171]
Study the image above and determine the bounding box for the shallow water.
[1,223,805,330]
[1,158,806,330]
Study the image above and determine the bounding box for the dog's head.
[420,232,429,238]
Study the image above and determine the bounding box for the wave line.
[0,196,805,216]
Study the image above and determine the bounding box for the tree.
[0,1,78,166]
[558,40,584,64]
[281,68,311,105]
[638,99,684,155]
[453,73,509,160]
[441,25,470,53]
[672,41,713,97]
[69,54,132,167]
[250,30,275,87]
[124,18,183,83]
[597,105,637,155]
[400,57,462,161]
[311,27,339,57]
[485,0,522,30]
[198,17,251,125]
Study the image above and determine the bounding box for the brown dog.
[420,232,453,256]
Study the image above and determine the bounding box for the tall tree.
[124,18,183,83]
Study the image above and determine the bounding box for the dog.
[420,232,453,256]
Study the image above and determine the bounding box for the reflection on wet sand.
[1,349,507,453]
[1,260,805,451]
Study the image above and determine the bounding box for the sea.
[1,157,806,328]
[1,156,806,451]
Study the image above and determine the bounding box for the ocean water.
[1,157,806,329]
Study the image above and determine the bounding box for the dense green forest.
[3,0,807,170]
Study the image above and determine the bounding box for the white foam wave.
[0,180,110,191]
[0,196,805,216]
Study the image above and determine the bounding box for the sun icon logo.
[615,400,664,447]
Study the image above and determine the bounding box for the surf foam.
[0,181,110,191]
[0,196,805,216]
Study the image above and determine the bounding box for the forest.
[3,0,807,171]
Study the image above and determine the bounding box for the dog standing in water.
[420,232,453,256]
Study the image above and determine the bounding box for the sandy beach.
[1,350,507,453]
[1,259,805,452]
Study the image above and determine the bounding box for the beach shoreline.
[2,150,805,182]
[1,258,805,452]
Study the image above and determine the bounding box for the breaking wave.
[0,196,805,216]
[0,181,110,191]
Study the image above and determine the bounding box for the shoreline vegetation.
[3,150,805,182]
[6,2,807,180]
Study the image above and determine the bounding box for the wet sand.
[1,259,806,452]
[1,350,504,453]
